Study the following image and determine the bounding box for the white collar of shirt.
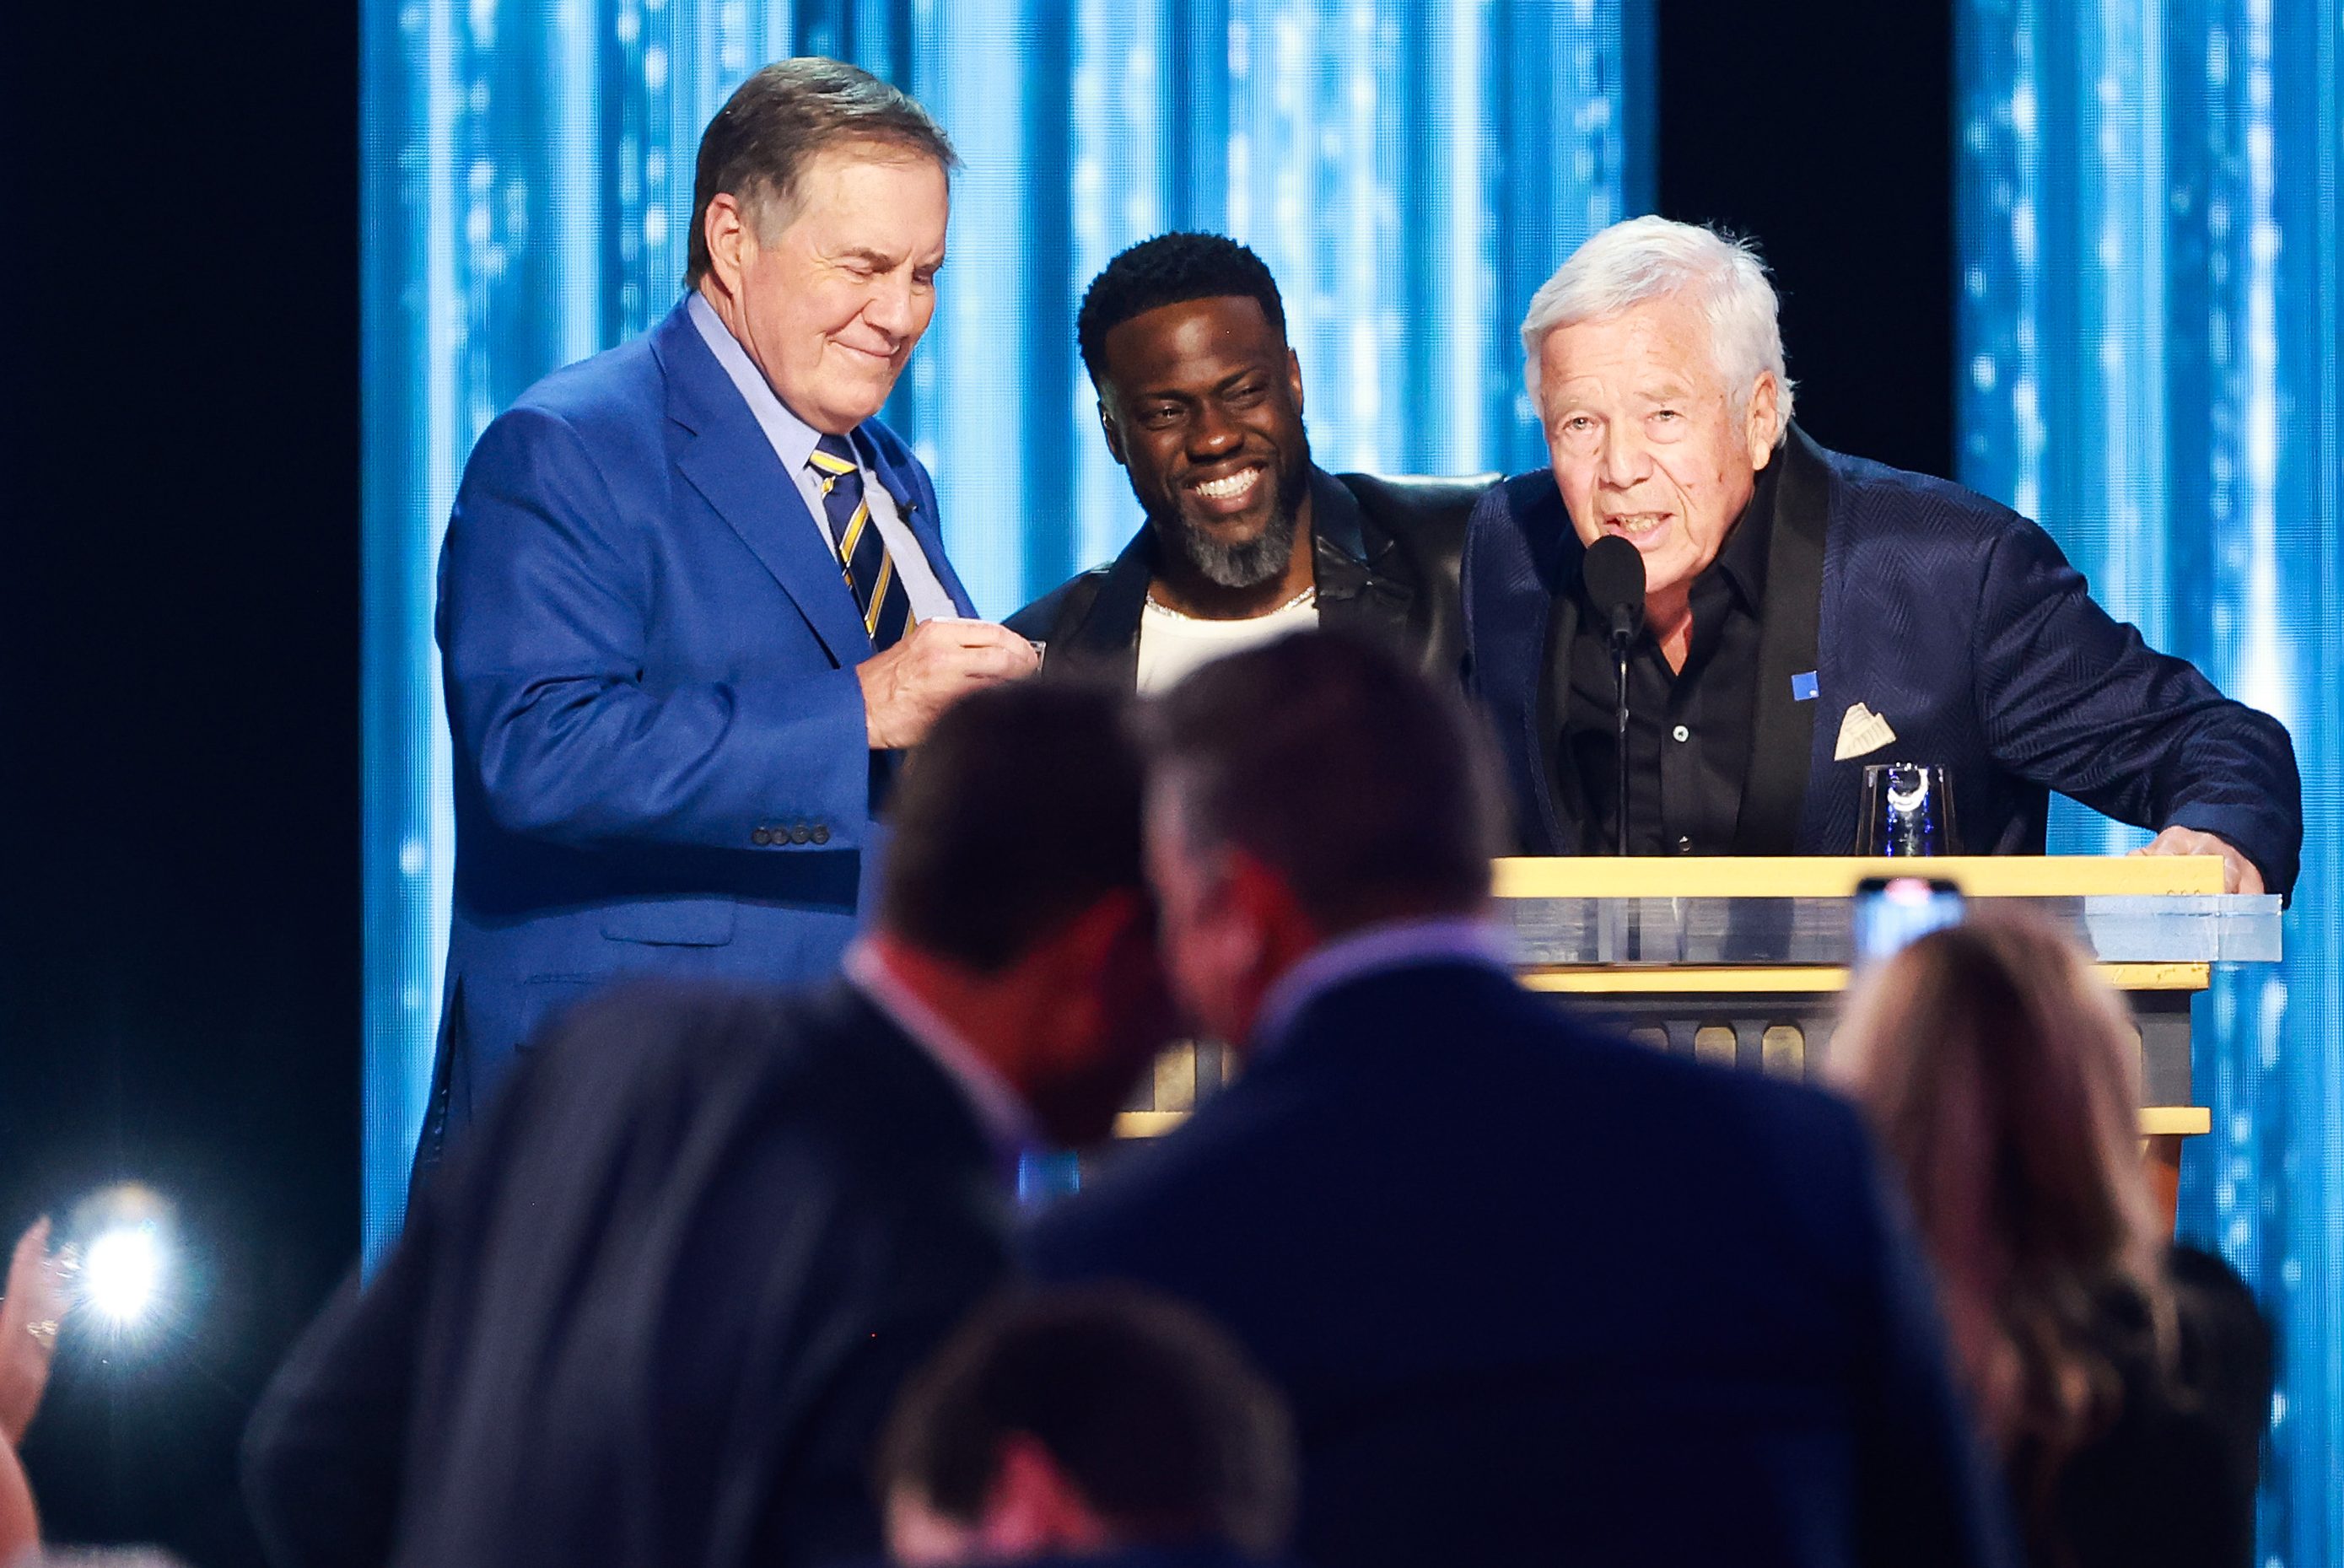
[1249,914,1516,1057]
[687,288,832,476]
[844,941,1039,1169]
[683,289,962,626]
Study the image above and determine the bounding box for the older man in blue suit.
[1463,216,2299,893]
[418,59,1037,1173]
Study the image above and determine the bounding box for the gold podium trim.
[1519,962,2212,994]
[1114,1105,2214,1140]
[1493,854,2227,898]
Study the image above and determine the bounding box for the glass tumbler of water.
[1858,762,1959,856]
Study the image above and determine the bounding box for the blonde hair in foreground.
[1831,912,2172,1517]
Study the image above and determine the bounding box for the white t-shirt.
[1135,593,1320,694]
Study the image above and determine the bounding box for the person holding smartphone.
[1832,912,2271,1568]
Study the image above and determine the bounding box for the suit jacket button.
[752,827,773,846]
[810,824,831,845]
[790,825,811,845]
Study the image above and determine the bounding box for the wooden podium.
[1116,855,2282,1228]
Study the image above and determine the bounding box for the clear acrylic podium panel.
[1114,856,2282,1143]
[1492,855,2281,1131]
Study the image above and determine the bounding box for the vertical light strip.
[1956,1,2344,1559]
[551,0,603,365]
[1334,0,1388,466]
[921,2,1027,616]
[1440,0,1488,473]
[1068,0,1168,570]
[2233,0,2287,725]
[2083,0,2165,648]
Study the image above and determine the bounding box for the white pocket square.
[1834,703,1899,762]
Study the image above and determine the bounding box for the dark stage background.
[0,3,1945,1558]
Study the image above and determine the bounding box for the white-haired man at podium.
[1460,215,2300,896]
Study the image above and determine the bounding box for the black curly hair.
[1075,232,1288,385]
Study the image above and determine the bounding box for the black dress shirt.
[1563,462,1778,855]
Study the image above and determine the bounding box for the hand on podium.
[2132,825,2264,895]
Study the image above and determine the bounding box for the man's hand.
[2131,826,2266,894]
[0,1219,67,1447]
[858,617,1041,751]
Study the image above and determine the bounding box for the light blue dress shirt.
[686,290,956,625]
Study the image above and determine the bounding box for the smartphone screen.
[1851,876,1964,967]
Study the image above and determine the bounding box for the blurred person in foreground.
[1831,915,2271,1568]
[3,1220,67,1559]
[877,1285,1296,1567]
[1027,630,2017,1568]
[244,683,1175,1568]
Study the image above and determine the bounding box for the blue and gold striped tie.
[808,432,913,651]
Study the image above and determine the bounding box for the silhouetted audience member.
[1831,914,2272,1568]
[2,1218,66,1560]
[243,683,1177,1568]
[1028,630,2018,1568]
[877,1285,1296,1566]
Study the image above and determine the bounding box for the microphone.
[1582,534,1647,653]
[1582,536,1646,857]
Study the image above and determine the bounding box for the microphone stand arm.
[1611,630,1631,859]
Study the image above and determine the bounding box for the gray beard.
[1164,504,1300,589]
[1155,457,1310,590]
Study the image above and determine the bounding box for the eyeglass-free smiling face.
[703,141,950,435]
[1538,291,1779,628]
[1096,295,1312,606]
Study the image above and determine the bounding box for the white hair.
[1519,216,1794,443]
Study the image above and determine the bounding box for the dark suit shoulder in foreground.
[245,980,1010,1568]
[1028,960,2015,1568]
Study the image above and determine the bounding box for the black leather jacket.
[1006,466,1495,686]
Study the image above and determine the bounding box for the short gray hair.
[1519,216,1795,442]
[1146,631,1509,934]
[686,57,958,288]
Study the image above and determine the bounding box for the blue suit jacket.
[1462,427,2302,892]
[422,298,977,1165]
[1027,961,2018,1568]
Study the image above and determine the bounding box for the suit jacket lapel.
[656,308,876,665]
[1733,426,1831,854]
[1463,472,1581,854]
[1536,574,1591,854]
[1308,468,1414,644]
[1053,533,1150,686]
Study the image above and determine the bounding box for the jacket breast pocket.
[599,899,738,948]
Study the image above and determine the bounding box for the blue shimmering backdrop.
[360,0,1651,1256]
[1958,0,2344,1555]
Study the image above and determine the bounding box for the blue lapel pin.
[1791,671,1819,703]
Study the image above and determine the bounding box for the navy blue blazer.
[246,981,1011,1568]
[1462,427,2302,892]
[1027,960,2018,1568]
[424,298,978,1163]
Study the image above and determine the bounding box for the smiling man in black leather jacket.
[1010,233,1489,692]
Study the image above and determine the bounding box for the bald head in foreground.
[1028,629,2018,1568]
